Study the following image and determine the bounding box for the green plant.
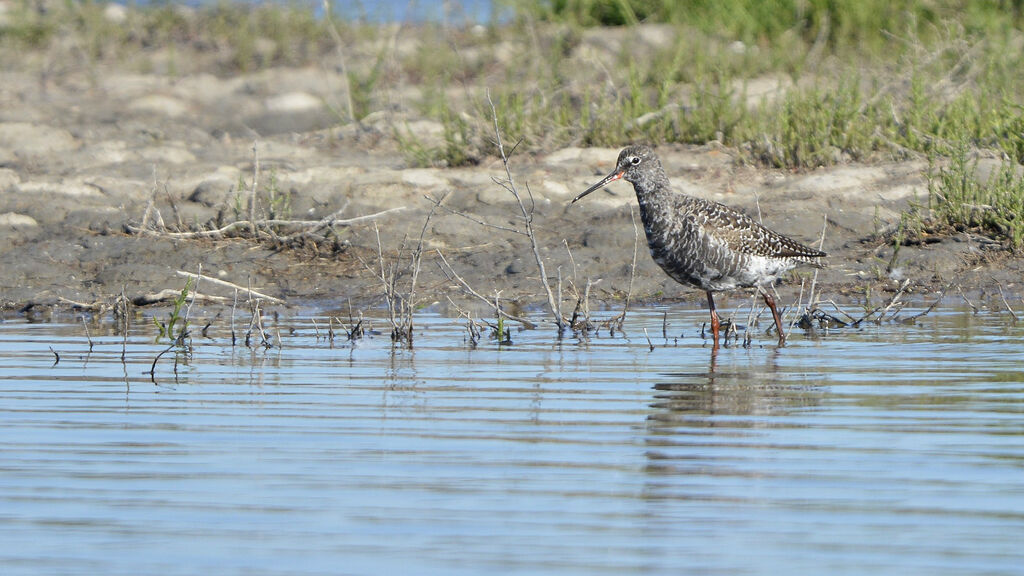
[154,278,192,342]
[928,142,1024,250]
[266,169,291,221]
[395,108,478,168]
[347,45,390,121]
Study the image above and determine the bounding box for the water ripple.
[1,308,1022,575]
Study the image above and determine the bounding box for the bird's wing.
[687,197,825,260]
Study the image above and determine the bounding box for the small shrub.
[928,143,1024,250]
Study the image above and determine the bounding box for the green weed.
[395,107,479,167]
[154,278,192,343]
[7,0,1024,174]
[266,169,292,222]
[927,142,1024,250]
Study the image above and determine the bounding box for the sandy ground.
[1,59,1021,322]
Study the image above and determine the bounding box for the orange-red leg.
[706,290,720,349]
[762,290,786,346]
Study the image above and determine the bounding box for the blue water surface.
[1,306,1022,575]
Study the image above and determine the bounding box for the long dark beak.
[572,170,624,204]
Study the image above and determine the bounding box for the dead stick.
[487,91,564,332]
[435,249,536,329]
[174,271,284,304]
[994,280,1020,322]
[423,193,523,235]
[877,278,911,322]
[957,284,979,314]
[127,207,405,239]
[249,141,259,237]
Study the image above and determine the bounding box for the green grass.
[154,277,192,342]
[926,143,1024,250]
[488,1,1024,169]
[0,0,332,72]
[5,0,1024,181]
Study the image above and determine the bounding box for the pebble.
[128,94,190,118]
[17,180,102,197]
[0,212,38,227]
[265,92,323,114]
[0,168,20,191]
[0,122,78,156]
[402,169,448,188]
[189,167,243,207]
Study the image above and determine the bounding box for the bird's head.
[572,145,659,203]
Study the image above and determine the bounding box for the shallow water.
[1,307,1023,575]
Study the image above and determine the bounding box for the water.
[1,307,1023,575]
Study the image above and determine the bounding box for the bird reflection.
[640,348,824,483]
[646,347,820,425]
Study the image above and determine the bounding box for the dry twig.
[435,249,536,329]
[127,206,404,239]
[486,91,566,333]
[994,279,1019,322]
[174,271,283,304]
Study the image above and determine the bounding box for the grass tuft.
[927,143,1024,250]
[5,0,1024,174]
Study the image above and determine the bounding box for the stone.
[265,92,323,114]
[128,94,190,118]
[138,144,197,164]
[0,122,79,156]
[541,180,570,199]
[402,169,448,188]
[0,212,38,227]
[0,168,20,191]
[188,167,243,207]
[17,180,102,197]
[103,3,127,23]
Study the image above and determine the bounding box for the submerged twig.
[853,278,911,325]
[877,278,911,323]
[117,286,130,363]
[994,279,1019,322]
[807,213,828,309]
[957,283,980,314]
[901,282,950,324]
[148,329,190,383]
[80,316,94,352]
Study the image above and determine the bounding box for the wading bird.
[573,145,825,348]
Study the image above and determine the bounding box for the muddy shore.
[1,54,1021,323]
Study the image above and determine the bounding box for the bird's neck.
[632,173,676,221]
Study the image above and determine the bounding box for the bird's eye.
[630,156,641,165]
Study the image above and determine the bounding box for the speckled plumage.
[573,145,826,347]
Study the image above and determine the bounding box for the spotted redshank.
[573,145,825,348]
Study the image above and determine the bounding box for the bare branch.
[249,141,259,237]
[422,193,525,235]
[994,279,1020,322]
[128,207,405,239]
[435,249,536,329]
[486,90,565,332]
[174,270,284,304]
